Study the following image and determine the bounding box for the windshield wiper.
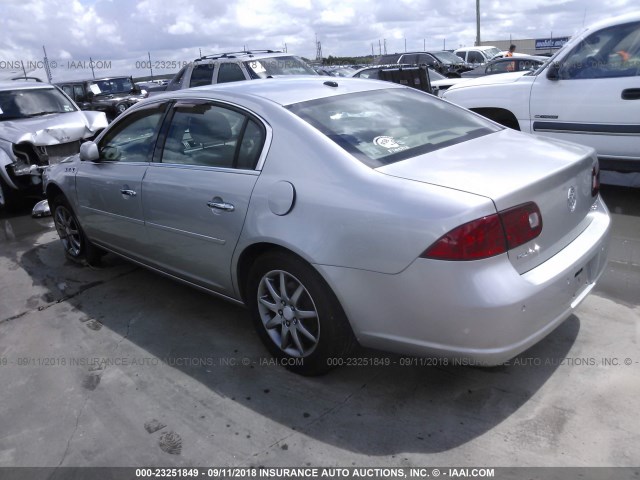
[25,111,65,117]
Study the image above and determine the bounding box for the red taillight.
[592,165,600,197]
[421,214,507,261]
[500,202,543,250]
[422,202,543,261]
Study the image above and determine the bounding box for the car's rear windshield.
[431,51,465,64]
[287,88,499,168]
[89,77,134,95]
[244,56,317,78]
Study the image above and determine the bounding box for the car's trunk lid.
[377,129,598,274]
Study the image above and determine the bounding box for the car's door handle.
[621,89,640,100]
[120,189,137,197]
[207,200,235,212]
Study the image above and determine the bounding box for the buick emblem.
[567,186,577,212]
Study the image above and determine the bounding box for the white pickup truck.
[443,13,640,172]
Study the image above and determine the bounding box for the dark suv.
[375,51,470,77]
[56,76,148,121]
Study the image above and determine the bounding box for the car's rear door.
[141,99,267,296]
[75,101,168,256]
[530,20,640,170]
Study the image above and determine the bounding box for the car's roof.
[491,56,547,63]
[581,11,640,33]
[455,46,497,52]
[55,76,131,84]
[194,51,293,62]
[0,81,56,92]
[157,77,403,107]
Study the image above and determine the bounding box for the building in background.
[480,36,571,56]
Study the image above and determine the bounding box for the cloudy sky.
[0,0,637,80]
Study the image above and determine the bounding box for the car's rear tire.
[51,195,104,265]
[246,251,356,376]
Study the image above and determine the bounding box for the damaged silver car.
[0,81,107,209]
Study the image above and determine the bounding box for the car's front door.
[530,20,640,167]
[75,101,168,256]
[142,99,266,295]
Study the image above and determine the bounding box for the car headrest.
[189,111,232,144]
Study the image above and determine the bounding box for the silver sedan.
[43,77,611,375]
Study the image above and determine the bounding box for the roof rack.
[197,50,283,61]
[11,76,43,82]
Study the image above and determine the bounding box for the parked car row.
[374,51,471,77]
[56,76,148,121]
[461,56,547,78]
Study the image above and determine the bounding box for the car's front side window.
[468,51,484,64]
[97,103,167,162]
[161,102,265,169]
[559,21,640,79]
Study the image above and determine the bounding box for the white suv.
[454,46,501,65]
[163,50,317,91]
[444,13,640,172]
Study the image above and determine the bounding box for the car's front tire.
[246,251,356,376]
[51,195,103,265]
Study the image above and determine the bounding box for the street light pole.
[475,0,481,46]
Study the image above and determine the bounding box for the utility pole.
[315,34,323,62]
[89,57,95,79]
[383,39,387,55]
[42,46,52,82]
[148,52,153,81]
[475,0,481,46]
[378,39,382,56]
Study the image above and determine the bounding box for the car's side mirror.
[546,62,561,80]
[79,141,100,162]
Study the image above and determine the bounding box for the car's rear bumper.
[316,196,611,365]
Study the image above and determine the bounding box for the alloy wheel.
[257,270,320,357]
[54,206,82,257]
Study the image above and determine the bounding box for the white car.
[444,13,640,172]
[454,46,502,65]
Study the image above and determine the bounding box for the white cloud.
[0,0,638,80]
[168,20,194,35]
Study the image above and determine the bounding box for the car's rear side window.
[189,63,215,87]
[287,88,499,168]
